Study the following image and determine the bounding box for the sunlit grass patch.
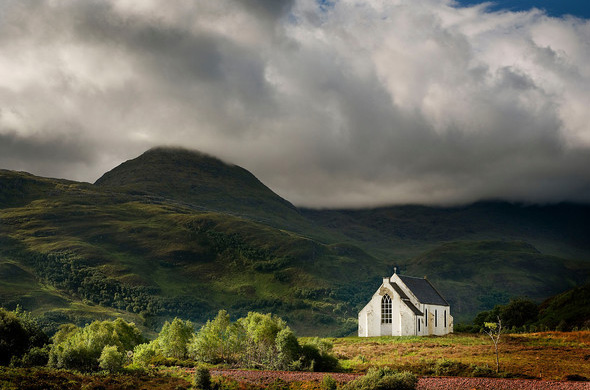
[331,332,590,380]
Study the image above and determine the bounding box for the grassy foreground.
[331,331,590,381]
[1,332,588,389]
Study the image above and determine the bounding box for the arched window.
[444,310,447,328]
[418,318,421,332]
[435,309,438,327]
[425,309,428,326]
[381,294,392,324]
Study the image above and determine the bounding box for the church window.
[425,309,428,326]
[418,318,421,332]
[435,310,438,327]
[381,294,392,324]
[444,310,447,327]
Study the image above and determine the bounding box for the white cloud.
[0,0,589,207]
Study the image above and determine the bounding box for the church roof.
[391,282,423,315]
[398,275,449,306]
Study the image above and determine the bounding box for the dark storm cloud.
[239,0,295,21]
[0,0,589,207]
[0,129,96,180]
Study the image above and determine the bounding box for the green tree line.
[0,307,338,373]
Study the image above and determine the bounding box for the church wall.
[420,304,453,336]
[358,287,386,337]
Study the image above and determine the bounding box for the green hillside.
[1,147,589,334]
[0,166,378,335]
[403,241,588,322]
[95,147,311,232]
[537,282,590,330]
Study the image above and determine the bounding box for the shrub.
[300,338,340,372]
[564,374,589,382]
[471,364,495,377]
[275,327,301,370]
[434,359,470,376]
[343,367,417,390]
[48,318,144,371]
[98,345,124,372]
[193,366,212,390]
[322,374,338,390]
[17,346,50,367]
[190,310,336,371]
[132,340,159,366]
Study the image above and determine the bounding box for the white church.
[358,269,453,337]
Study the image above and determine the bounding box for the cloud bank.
[0,0,589,207]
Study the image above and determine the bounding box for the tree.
[238,312,287,369]
[189,310,244,364]
[500,298,538,328]
[99,345,124,372]
[48,318,144,371]
[0,307,48,366]
[157,317,194,359]
[132,340,159,366]
[483,317,503,373]
[275,327,301,370]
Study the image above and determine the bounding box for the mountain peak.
[95,146,302,226]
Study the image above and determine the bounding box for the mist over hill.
[1,147,589,335]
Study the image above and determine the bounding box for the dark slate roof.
[397,275,449,306]
[390,283,410,300]
[391,282,423,316]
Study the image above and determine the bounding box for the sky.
[0,0,589,208]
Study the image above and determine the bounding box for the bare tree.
[483,317,503,373]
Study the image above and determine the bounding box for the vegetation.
[193,366,212,390]
[48,318,144,371]
[1,147,590,336]
[342,367,418,390]
[0,307,49,366]
[332,332,590,380]
[537,282,590,331]
[1,307,589,388]
[482,318,503,373]
[459,287,590,334]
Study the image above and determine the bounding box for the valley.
[1,147,589,335]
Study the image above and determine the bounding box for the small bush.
[267,378,289,390]
[322,374,338,390]
[434,359,469,376]
[18,346,50,367]
[194,366,212,390]
[471,364,495,377]
[564,374,589,382]
[300,338,340,372]
[343,367,417,390]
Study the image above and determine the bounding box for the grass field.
[330,331,590,380]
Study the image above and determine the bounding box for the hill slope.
[0,168,378,335]
[1,147,589,333]
[95,147,310,231]
[302,202,590,261]
[403,241,588,321]
[537,282,590,330]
